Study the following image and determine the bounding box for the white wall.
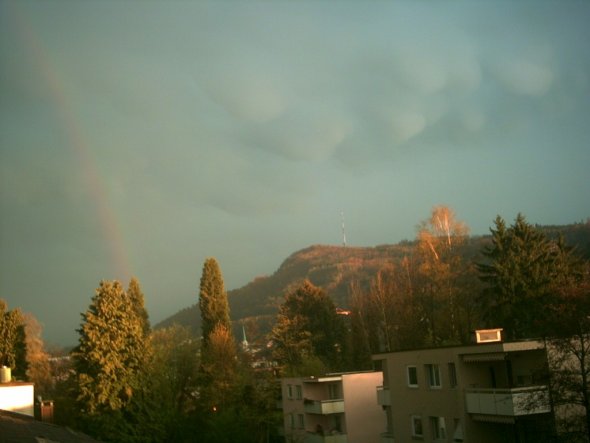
[0,383,34,416]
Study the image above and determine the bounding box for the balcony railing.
[304,399,345,415]
[306,431,348,443]
[465,386,550,416]
[377,386,391,406]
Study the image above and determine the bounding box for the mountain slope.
[155,222,590,335]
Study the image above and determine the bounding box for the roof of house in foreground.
[0,409,102,443]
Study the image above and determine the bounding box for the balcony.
[380,431,395,443]
[304,398,345,415]
[306,431,348,443]
[465,386,550,417]
[377,386,391,406]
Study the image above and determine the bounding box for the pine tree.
[478,214,574,339]
[73,280,148,415]
[271,280,346,372]
[198,258,231,346]
[127,277,150,336]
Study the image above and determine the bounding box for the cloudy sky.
[1,1,589,345]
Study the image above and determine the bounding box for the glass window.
[287,384,293,399]
[298,414,304,429]
[296,385,302,400]
[411,415,423,437]
[430,416,446,440]
[407,365,418,387]
[448,362,457,388]
[426,364,441,388]
[289,413,295,429]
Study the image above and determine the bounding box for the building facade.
[373,333,554,443]
[280,371,386,443]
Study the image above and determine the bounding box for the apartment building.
[373,329,554,443]
[280,371,386,443]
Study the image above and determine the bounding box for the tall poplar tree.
[197,258,237,413]
[74,280,147,415]
[198,258,231,345]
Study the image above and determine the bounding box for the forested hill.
[155,221,590,335]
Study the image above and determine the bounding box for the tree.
[543,267,590,442]
[271,280,346,373]
[478,214,575,339]
[415,205,471,345]
[23,312,52,396]
[73,280,148,415]
[127,277,150,336]
[199,258,231,346]
[0,299,26,374]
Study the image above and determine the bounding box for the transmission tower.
[341,211,347,247]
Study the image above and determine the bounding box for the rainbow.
[9,2,132,281]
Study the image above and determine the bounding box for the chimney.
[474,328,503,344]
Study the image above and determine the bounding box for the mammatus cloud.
[495,58,554,96]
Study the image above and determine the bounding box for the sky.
[1,0,589,346]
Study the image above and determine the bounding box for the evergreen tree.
[271,280,346,372]
[127,277,150,336]
[0,299,26,374]
[197,258,238,418]
[199,258,231,346]
[478,214,575,339]
[73,280,148,415]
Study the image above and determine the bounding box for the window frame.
[430,416,447,440]
[297,414,305,429]
[448,362,457,388]
[426,364,442,389]
[407,365,419,388]
[411,414,423,438]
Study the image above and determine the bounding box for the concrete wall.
[0,382,34,416]
[341,372,386,443]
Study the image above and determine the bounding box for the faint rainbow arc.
[11,3,132,281]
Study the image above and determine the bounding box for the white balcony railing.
[377,386,391,406]
[465,386,550,416]
[306,431,348,443]
[304,399,345,415]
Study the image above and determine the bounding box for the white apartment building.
[280,371,386,443]
[373,330,554,443]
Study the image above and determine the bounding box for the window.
[426,364,441,388]
[328,383,340,399]
[448,362,457,388]
[430,416,446,440]
[407,365,418,387]
[411,415,423,438]
[297,414,305,429]
[295,385,302,400]
[453,418,464,442]
[287,385,293,399]
[289,413,295,429]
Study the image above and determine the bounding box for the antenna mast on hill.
[341,211,347,247]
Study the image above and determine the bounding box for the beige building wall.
[374,340,552,443]
[341,372,386,443]
[281,372,386,443]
